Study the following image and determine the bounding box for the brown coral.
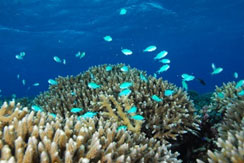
[34,64,199,140]
[0,102,181,163]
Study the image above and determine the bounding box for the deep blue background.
[0,0,244,98]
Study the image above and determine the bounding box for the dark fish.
[196,77,206,86]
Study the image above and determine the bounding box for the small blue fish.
[159,58,170,64]
[140,73,148,82]
[131,115,144,120]
[235,80,244,89]
[211,63,223,75]
[63,59,66,65]
[70,92,76,96]
[164,90,174,96]
[31,105,43,112]
[106,66,112,71]
[121,66,129,72]
[151,95,163,102]
[79,112,97,119]
[182,80,188,90]
[153,73,157,78]
[75,51,85,59]
[15,55,23,60]
[90,73,94,79]
[88,82,100,89]
[157,64,170,73]
[22,79,26,86]
[119,89,131,96]
[75,51,81,57]
[154,50,168,60]
[127,106,137,114]
[80,52,85,58]
[71,107,83,113]
[234,72,238,79]
[121,49,133,55]
[238,90,244,96]
[120,82,133,89]
[182,74,195,81]
[120,8,127,15]
[104,35,112,42]
[217,92,225,99]
[53,56,62,63]
[15,52,25,60]
[49,113,57,118]
[33,83,40,86]
[143,45,157,52]
[48,79,58,85]
[117,125,127,132]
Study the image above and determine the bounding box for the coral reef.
[211,81,244,114]
[198,99,244,162]
[34,64,199,140]
[99,95,143,133]
[207,128,244,163]
[0,101,181,162]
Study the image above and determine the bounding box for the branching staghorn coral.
[0,100,27,123]
[211,81,244,113]
[34,64,199,140]
[207,129,244,163]
[196,100,244,163]
[99,95,143,133]
[0,102,181,162]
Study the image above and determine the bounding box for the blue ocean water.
[0,0,244,98]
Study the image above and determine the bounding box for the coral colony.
[0,64,243,162]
